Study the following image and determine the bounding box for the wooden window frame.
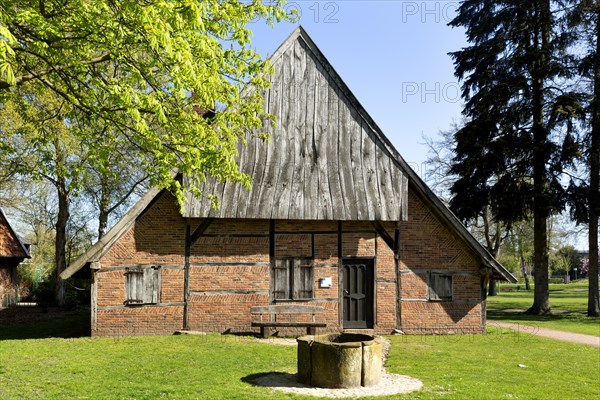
[124,265,161,306]
[272,257,314,301]
[427,271,453,302]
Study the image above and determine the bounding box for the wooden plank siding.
[184,28,408,222]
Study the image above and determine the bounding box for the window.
[124,266,161,305]
[272,258,314,300]
[428,272,452,301]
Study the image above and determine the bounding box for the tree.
[0,1,293,204]
[564,0,600,316]
[497,220,534,289]
[449,1,578,315]
[552,245,579,278]
[1,178,94,305]
[590,31,600,313]
[1,1,294,304]
[0,86,87,305]
[82,126,149,239]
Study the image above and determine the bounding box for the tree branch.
[0,53,112,89]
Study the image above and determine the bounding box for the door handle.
[343,289,349,294]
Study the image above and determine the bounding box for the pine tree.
[449,0,576,315]
[564,0,600,316]
[589,6,600,317]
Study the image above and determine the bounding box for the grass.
[487,281,589,310]
[487,310,600,336]
[0,329,598,399]
[387,330,599,399]
[487,280,600,336]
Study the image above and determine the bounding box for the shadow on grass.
[242,372,301,388]
[0,306,90,340]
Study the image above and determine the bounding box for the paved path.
[488,321,600,347]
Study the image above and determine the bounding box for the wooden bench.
[251,305,327,338]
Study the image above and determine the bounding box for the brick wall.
[95,306,184,337]
[95,192,186,336]
[0,212,26,299]
[93,185,488,337]
[399,188,485,334]
[100,192,186,267]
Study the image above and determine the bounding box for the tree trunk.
[483,211,501,296]
[53,136,70,308]
[55,178,69,307]
[98,178,110,239]
[526,0,551,315]
[588,6,600,317]
[521,253,531,291]
[527,207,550,314]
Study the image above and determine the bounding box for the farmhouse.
[0,208,30,307]
[62,27,516,337]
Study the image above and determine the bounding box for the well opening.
[329,333,373,343]
[297,333,383,388]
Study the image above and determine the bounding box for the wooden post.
[183,220,191,330]
[394,222,401,330]
[90,270,98,333]
[90,261,100,333]
[337,221,343,329]
[269,219,275,305]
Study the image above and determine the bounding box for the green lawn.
[487,310,600,336]
[487,280,600,336]
[487,281,590,310]
[0,331,598,399]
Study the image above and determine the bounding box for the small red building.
[0,208,30,307]
[62,27,515,337]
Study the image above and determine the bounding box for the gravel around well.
[253,371,423,398]
[250,336,423,398]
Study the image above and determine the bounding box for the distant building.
[0,208,30,306]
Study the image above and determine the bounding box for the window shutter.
[294,259,314,299]
[125,268,144,304]
[429,272,452,301]
[273,258,314,300]
[125,266,161,305]
[273,259,290,300]
[441,275,452,299]
[143,266,161,304]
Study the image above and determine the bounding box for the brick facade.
[92,187,487,337]
[0,210,28,306]
[398,189,484,334]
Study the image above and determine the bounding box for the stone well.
[296,333,384,388]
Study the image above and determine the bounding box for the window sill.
[273,298,315,303]
[124,301,158,306]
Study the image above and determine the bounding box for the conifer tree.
[564,0,600,316]
[449,0,576,315]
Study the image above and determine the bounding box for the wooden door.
[342,258,374,329]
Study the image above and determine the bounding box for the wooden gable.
[184,27,409,221]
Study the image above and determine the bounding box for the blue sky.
[248,1,467,177]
